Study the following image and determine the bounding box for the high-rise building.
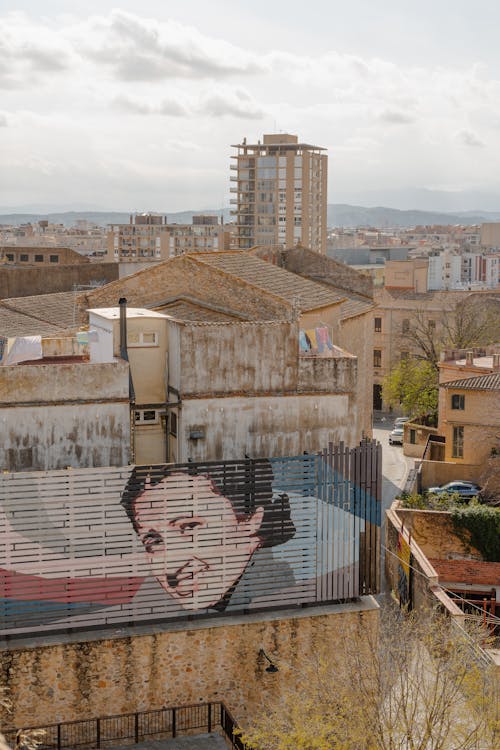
[230,133,328,253]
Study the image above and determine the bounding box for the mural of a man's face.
[132,472,264,610]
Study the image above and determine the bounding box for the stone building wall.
[0,600,379,729]
[395,508,482,560]
[0,263,118,300]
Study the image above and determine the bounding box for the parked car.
[389,427,404,445]
[426,481,481,499]
[393,417,409,428]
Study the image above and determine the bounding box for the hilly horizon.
[1,204,500,229]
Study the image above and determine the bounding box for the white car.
[393,417,409,428]
[389,427,404,445]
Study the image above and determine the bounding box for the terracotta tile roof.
[0,305,67,337]
[442,373,500,391]
[193,251,346,311]
[1,292,85,329]
[429,559,500,586]
[339,294,375,320]
[155,299,246,323]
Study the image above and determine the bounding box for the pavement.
[101,736,229,750]
[373,414,414,592]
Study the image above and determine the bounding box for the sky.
[1,1,500,213]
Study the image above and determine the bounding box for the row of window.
[373,317,436,333]
[5,253,59,263]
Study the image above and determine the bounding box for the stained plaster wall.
[0,600,379,729]
[177,321,297,396]
[177,393,357,462]
[0,361,130,471]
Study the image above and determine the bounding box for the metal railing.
[3,702,245,750]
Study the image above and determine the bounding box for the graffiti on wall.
[0,442,381,636]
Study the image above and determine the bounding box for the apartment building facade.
[230,133,328,253]
[107,213,228,262]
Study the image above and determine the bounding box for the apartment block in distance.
[107,213,228,262]
[231,133,328,252]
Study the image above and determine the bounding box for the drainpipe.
[119,297,136,462]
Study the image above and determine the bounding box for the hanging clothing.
[305,329,318,351]
[299,330,310,352]
[3,336,43,365]
[316,326,334,351]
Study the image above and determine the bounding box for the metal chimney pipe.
[119,297,128,361]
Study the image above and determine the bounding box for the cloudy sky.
[1,0,500,212]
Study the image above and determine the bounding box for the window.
[452,426,464,458]
[374,317,382,332]
[127,331,159,347]
[373,349,382,368]
[451,394,465,410]
[402,319,410,334]
[34,254,43,262]
[49,255,59,263]
[401,351,409,361]
[20,254,29,262]
[6,253,14,261]
[428,319,436,330]
[134,409,159,424]
[410,429,416,445]
[170,411,178,437]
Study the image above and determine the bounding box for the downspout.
[119,297,136,462]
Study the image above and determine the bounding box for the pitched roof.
[1,292,85,329]
[0,305,68,337]
[442,372,500,391]
[193,251,346,311]
[429,559,500,586]
[155,298,246,323]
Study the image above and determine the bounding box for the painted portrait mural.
[0,446,381,636]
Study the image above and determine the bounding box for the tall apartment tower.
[230,133,328,253]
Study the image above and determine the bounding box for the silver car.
[426,481,481,499]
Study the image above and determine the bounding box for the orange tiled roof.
[429,559,500,586]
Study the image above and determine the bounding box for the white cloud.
[455,129,485,148]
[0,12,73,89]
[0,113,7,127]
[77,9,266,81]
[111,86,263,120]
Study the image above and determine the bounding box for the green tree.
[240,608,499,750]
[382,359,438,423]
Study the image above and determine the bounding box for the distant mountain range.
[1,205,500,229]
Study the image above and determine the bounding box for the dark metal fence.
[3,702,244,750]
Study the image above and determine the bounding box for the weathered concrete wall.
[178,393,358,461]
[420,460,481,488]
[0,600,379,729]
[0,361,130,471]
[0,263,118,300]
[339,313,373,438]
[0,403,130,471]
[395,508,482,560]
[0,361,129,404]
[297,353,356,393]
[178,321,297,396]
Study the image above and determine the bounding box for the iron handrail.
[2,701,245,750]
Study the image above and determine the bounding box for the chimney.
[119,297,128,361]
[465,350,474,366]
[118,297,136,404]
